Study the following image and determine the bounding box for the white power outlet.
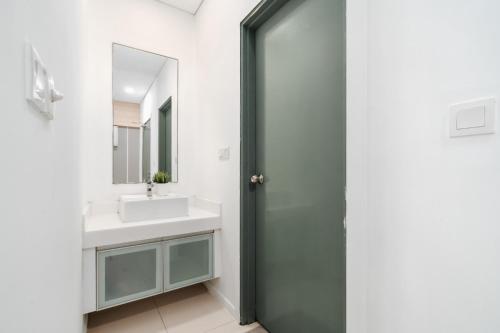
[450,98,495,137]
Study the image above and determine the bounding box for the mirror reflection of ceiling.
[112,45,167,103]
[156,0,204,15]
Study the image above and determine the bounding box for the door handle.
[250,174,264,185]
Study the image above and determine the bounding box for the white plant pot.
[155,183,170,196]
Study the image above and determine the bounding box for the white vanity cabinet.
[82,197,222,314]
[95,234,214,310]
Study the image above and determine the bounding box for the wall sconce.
[25,43,64,120]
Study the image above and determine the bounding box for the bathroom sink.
[119,194,189,222]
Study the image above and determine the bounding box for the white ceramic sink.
[119,194,189,222]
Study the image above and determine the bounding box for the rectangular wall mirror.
[112,43,178,184]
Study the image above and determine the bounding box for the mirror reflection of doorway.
[158,97,172,176]
[142,119,151,182]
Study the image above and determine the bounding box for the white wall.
[83,0,196,202]
[193,0,260,317]
[365,1,500,332]
[346,0,368,331]
[0,0,83,332]
[140,59,179,181]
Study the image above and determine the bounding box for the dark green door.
[158,98,172,175]
[142,119,151,182]
[254,0,345,332]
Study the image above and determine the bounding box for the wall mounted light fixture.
[25,43,64,120]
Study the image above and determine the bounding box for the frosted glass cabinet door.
[164,234,213,291]
[97,242,163,309]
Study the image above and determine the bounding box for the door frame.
[158,97,172,175]
[142,118,151,182]
[240,0,291,325]
[240,0,347,327]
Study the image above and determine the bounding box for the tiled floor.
[87,284,268,333]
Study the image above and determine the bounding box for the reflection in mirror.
[112,44,178,184]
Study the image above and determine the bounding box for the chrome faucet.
[146,179,154,198]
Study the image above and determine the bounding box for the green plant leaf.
[152,170,171,183]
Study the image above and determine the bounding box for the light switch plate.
[218,147,230,161]
[450,98,495,137]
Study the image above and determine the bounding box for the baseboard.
[204,281,238,320]
[82,314,88,333]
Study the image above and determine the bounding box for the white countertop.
[83,197,221,249]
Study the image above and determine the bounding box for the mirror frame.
[111,42,179,184]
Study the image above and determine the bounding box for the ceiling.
[112,45,167,104]
[157,0,204,15]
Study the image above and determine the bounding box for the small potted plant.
[152,170,171,196]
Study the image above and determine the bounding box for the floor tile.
[87,298,166,333]
[247,327,269,333]
[152,283,207,305]
[206,321,267,333]
[154,285,235,333]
